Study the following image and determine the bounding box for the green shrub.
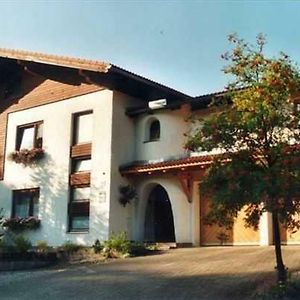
[36,240,48,252]
[129,242,149,256]
[0,238,5,250]
[14,235,32,253]
[61,241,82,253]
[93,239,103,254]
[103,232,130,257]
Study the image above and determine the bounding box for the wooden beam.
[177,173,193,203]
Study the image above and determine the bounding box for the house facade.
[0,49,298,247]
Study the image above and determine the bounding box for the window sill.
[143,139,160,144]
[67,230,89,234]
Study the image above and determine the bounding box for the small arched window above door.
[149,119,160,141]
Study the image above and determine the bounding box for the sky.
[0,1,299,97]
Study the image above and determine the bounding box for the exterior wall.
[0,71,102,179]
[135,105,190,162]
[259,212,273,246]
[0,89,113,246]
[109,91,144,239]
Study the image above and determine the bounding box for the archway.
[144,185,176,242]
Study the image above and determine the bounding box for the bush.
[103,232,130,258]
[36,240,48,252]
[61,241,82,253]
[14,235,32,253]
[93,239,103,254]
[0,238,5,250]
[129,242,149,256]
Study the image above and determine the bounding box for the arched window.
[149,120,160,141]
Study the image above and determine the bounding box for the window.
[69,186,90,231]
[72,157,91,173]
[16,121,43,150]
[149,120,160,141]
[73,111,93,145]
[12,188,39,218]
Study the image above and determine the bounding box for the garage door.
[200,197,259,246]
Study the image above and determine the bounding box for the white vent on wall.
[148,99,167,110]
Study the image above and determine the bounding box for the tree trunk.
[272,211,287,284]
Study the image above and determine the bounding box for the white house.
[0,49,296,247]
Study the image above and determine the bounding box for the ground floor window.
[68,186,90,232]
[12,188,39,218]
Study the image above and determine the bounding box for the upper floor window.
[73,111,93,145]
[16,121,43,150]
[12,188,39,218]
[149,119,160,141]
[72,157,92,173]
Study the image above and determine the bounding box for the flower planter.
[8,148,45,166]
[3,217,41,231]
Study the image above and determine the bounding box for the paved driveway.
[1,246,300,300]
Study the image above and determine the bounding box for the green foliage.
[186,34,300,231]
[186,34,300,283]
[93,237,157,257]
[36,240,48,252]
[61,241,82,253]
[14,235,32,253]
[103,232,130,257]
[3,217,41,231]
[128,242,149,256]
[0,238,6,250]
[92,239,103,254]
[119,185,137,207]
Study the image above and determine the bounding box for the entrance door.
[144,185,176,242]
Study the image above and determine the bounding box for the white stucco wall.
[108,91,143,238]
[135,105,190,162]
[0,90,114,246]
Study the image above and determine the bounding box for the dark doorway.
[144,185,176,242]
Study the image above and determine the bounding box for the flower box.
[3,217,41,231]
[8,148,45,166]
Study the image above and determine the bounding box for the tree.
[186,34,300,284]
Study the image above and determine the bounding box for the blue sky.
[0,1,299,96]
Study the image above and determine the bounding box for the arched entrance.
[144,185,176,242]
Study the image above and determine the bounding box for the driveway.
[1,246,300,300]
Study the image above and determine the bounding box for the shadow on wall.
[29,153,107,246]
[28,153,68,246]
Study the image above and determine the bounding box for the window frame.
[15,121,43,151]
[149,119,160,141]
[68,185,90,232]
[144,118,161,144]
[72,110,93,146]
[71,156,92,173]
[12,188,40,218]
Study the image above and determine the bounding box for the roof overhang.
[119,154,215,176]
[0,48,192,102]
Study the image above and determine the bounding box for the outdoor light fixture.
[148,99,167,109]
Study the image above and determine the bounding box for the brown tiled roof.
[120,155,215,175]
[0,48,111,72]
[120,144,300,175]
